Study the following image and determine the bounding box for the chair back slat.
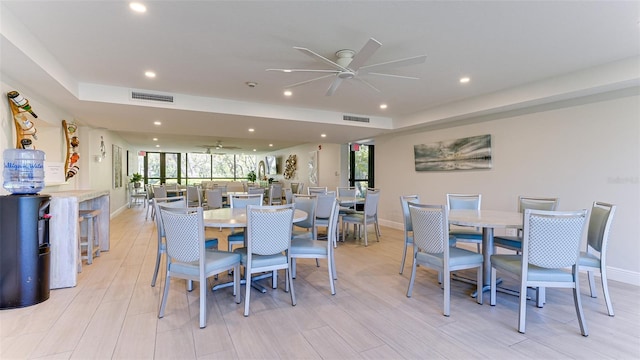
[293,195,317,229]
[518,196,559,212]
[587,202,616,253]
[524,209,587,269]
[230,194,263,208]
[160,207,203,263]
[364,190,380,217]
[246,204,294,255]
[447,193,481,210]
[400,195,420,232]
[409,204,447,254]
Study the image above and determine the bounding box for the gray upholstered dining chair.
[151,196,219,287]
[233,204,296,316]
[204,188,223,210]
[493,196,559,253]
[158,207,241,328]
[314,192,337,245]
[341,189,380,246]
[291,194,317,240]
[227,193,264,252]
[399,194,419,274]
[268,183,283,205]
[490,209,589,336]
[407,203,483,316]
[290,199,339,295]
[186,185,202,207]
[447,193,482,252]
[579,201,616,316]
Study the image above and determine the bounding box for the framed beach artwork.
[113,144,122,188]
[414,134,492,172]
[308,151,318,185]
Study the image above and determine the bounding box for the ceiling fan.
[267,38,427,96]
[198,141,241,154]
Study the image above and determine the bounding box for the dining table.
[203,207,308,292]
[448,209,522,295]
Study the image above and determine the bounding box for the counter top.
[47,190,110,202]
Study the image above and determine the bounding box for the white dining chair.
[490,209,589,336]
[579,201,616,316]
[399,194,419,274]
[407,203,483,316]
[447,193,482,252]
[290,199,339,295]
[158,206,241,327]
[233,204,296,316]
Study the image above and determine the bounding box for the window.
[349,144,374,197]
[141,152,257,184]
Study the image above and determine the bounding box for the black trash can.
[0,194,51,309]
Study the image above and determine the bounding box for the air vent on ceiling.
[343,115,370,123]
[131,91,174,103]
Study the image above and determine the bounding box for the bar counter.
[47,190,110,288]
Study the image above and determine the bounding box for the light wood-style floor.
[2,205,639,359]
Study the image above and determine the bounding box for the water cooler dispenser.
[1,148,51,309]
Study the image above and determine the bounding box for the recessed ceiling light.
[155,144,160,148]
[145,71,156,78]
[129,2,146,13]
[253,149,257,152]
[152,138,158,141]
[248,128,255,132]
[269,144,273,147]
[284,90,292,97]
[379,104,388,109]
[153,121,161,125]
[459,77,470,84]
[283,70,292,73]
[321,134,327,138]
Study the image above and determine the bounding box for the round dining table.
[448,209,522,294]
[202,207,307,292]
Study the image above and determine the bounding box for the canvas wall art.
[414,134,492,171]
[113,144,122,188]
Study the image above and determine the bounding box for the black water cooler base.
[0,194,51,309]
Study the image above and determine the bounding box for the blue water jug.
[3,149,46,194]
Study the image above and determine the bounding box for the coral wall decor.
[284,154,297,180]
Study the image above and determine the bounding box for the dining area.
[1,195,637,359]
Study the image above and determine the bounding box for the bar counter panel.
[48,190,110,289]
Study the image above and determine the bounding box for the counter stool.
[77,216,84,272]
[79,209,101,265]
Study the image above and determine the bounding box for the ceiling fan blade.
[359,54,427,72]
[266,68,339,74]
[353,77,381,93]
[294,46,348,71]
[347,38,382,71]
[326,77,344,96]
[286,74,335,88]
[364,72,420,80]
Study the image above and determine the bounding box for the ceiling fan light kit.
[267,38,426,96]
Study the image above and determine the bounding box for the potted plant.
[130,172,143,188]
[247,170,256,183]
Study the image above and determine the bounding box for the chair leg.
[328,257,336,295]
[406,259,418,297]
[573,271,589,336]
[288,264,296,306]
[234,264,241,304]
[587,270,597,297]
[272,270,278,289]
[517,278,528,333]
[158,273,171,318]
[399,242,408,274]
[600,267,615,316]
[244,271,252,317]
[443,270,451,317]
[476,265,483,305]
[364,223,369,247]
[490,267,497,306]
[199,275,207,328]
[536,287,546,308]
[292,258,297,278]
[151,250,161,287]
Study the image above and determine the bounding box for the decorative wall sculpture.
[7,90,38,149]
[308,151,318,185]
[284,154,297,180]
[113,144,122,188]
[62,120,80,180]
[414,134,492,171]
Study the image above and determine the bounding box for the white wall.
[376,90,640,285]
[265,143,342,192]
